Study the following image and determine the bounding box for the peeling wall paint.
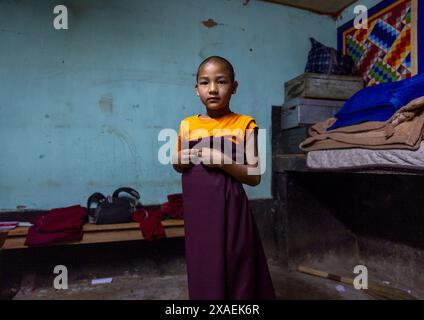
[0,0,337,209]
[202,18,219,28]
[99,95,114,113]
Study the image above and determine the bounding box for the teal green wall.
[0,0,338,209]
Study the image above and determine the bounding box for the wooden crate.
[285,73,364,102]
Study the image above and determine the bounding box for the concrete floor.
[1,237,420,300]
[10,260,374,300]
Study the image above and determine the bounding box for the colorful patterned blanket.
[338,0,423,86]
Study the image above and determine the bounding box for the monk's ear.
[195,84,200,96]
[232,81,239,94]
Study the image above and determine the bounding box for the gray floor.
[12,260,374,300]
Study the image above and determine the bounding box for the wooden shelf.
[1,219,185,250]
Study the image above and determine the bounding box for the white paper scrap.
[336,285,346,293]
[91,278,113,285]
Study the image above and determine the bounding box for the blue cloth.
[328,73,424,130]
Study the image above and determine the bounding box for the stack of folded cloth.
[132,193,183,241]
[299,74,424,170]
[301,73,424,150]
[326,73,424,131]
[25,205,88,246]
[300,96,424,152]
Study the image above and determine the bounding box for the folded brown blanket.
[299,96,424,152]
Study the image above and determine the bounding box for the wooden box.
[284,73,364,102]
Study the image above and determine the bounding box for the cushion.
[328,73,424,130]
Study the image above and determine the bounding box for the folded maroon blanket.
[25,227,83,246]
[25,205,87,246]
[36,205,87,233]
[133,209,165,241]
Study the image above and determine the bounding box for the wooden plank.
[84,229,145,244]
[1,220,185,250]
[7,219,184,236]
[0,231,7,249]
[7,227,30,237]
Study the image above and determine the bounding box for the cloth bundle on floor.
[25,205,87,246]
[132,194,183,241]
[300,96,424,152]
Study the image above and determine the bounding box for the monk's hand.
[173,149,195,169]
[199,148,229,168]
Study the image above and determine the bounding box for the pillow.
[391,74,424,108]
[328,73,424,130]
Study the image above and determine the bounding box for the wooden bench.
[0,219,185,250]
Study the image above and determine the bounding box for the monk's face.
[195,61,238,112]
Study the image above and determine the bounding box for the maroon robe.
[182,138,276,300]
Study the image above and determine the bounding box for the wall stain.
[99,95,113,113]
[87,181,96,187]
[0,28,24,36]
[53,123,72,128]
[39,155,45,159]
[243,0,250,6]
[202,18,218,28]
[41,179,62,187]
[44,114,50,119]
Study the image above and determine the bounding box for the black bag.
[305,38,356,76]
[87,187,141,224]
